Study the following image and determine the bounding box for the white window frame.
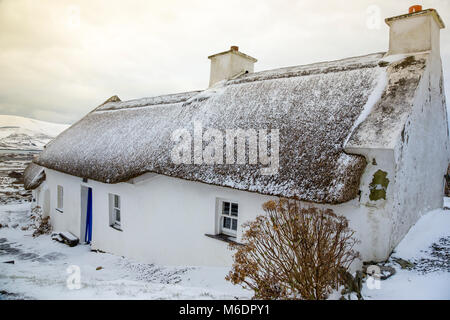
[218,200,239,237]
[109,193,121,230]
[56,185,63,212]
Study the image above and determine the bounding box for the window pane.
[231,203,238,216]
[223,216,231,229]
[57,186,63,209]
[232,219,237,231]
[115,209,121,222]
[222,202,230,215]
[114,195,120,208]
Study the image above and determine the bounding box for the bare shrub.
[226,199,360,300]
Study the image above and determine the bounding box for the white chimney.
[208,46,257,87]
[385,6,445,56]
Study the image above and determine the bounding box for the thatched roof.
[34,52,427,203]
[24,162,45,190]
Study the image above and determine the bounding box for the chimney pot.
[409,5,422,13]
[385,8,444,56]
[207,46,257,87]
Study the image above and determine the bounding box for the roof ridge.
[96,52,386,112]
[228,52,386,85]
[96,90,202,111]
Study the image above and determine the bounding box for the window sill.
[55,208,63,213]
[110,224,122,232]
[204,233,243,246]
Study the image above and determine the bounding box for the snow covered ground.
[362,208,450,300]
[1,201,449,300]
[0,203,250,300]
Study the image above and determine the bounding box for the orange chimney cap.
[385,8,445,29]
[230,46,239,51]
[409,5,422,13]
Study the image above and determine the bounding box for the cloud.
[0,0,449,124]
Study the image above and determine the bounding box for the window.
[219,201,238,237]
[56,185,63,212]
[109,194,121,230]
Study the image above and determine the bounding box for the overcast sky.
[0,0,449,124]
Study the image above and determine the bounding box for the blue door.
[85,188,92,243]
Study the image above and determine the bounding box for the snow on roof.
[24,162,45,190]
[346,53,428,150]
[96,91,201,112]
[34,52,426,203]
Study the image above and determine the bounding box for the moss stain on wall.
[369,170,389,201]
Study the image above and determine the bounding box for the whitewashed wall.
[45,169,274,266]
[46,169,85,238]
[389,51,449,251]
[45,167,397,267]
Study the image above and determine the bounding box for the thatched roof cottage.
[27,7,449,266]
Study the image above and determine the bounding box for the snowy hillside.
[0,115,69,150]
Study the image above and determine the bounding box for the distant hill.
[0,115,69,150]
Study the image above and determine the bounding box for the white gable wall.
[344,51,449,261]
[389,51,449,251]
